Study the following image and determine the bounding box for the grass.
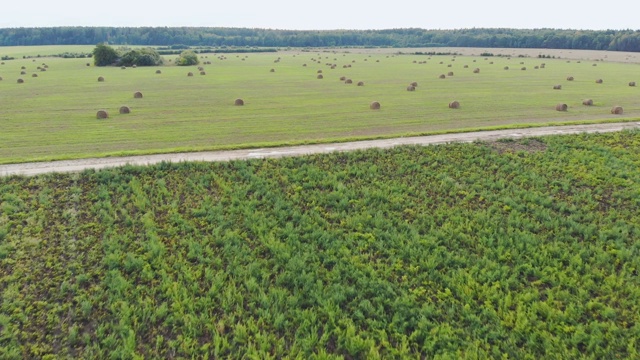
[1,47,640,164]
[1,130,639,358]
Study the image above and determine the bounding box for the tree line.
[1,27,640,52]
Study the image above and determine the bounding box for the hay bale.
[410,82,418,87]
[595,79,603,84]
[40,68,46,72]
[406,85,416,91]
[21,66,26,69]
[473,68,480,73]
[553,85,562,90]
[200,71,206,75]
[317,70,322,73]
[582,99,594,106]
[592,63,597,66]
[86,63,91,66]
[317,74,323,79]
[370,101,381,110]
[439,74,446,79]
[187,72,194,76]
[464,65,469,68]
[132,65,137,68]
[32,73,38,77]
[96,110,108,119]
[534,66,539,69]
[121,66,126,70]
[156,70,162,74]
[504,66,509,70]
[119,106,131,114]
[447,64,452,67]
[540,64,546,68]
[357,81,364,86]
[98,76,105,82]
[447,71,454,76]
[133,91,143,99]
[611,106,623,114]
[521,67,527,70]
[0,76,2,81]
[270,68,275,73]
[234,98,244,106]
[303,63,307,66]
[555,103,568,111]
[345,79,353,84]
[629,82,636,87]
[17,78,24,83]
[340,76,346,81]
[449,101,460,109]
[20,71,26,75]
[489,61,494,64]
[567,76,574,81]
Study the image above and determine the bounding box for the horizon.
[1,0,638,31]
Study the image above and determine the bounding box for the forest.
[1,27,640,52]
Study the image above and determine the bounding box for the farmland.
[1,130,640,358]
[1,46,640,164]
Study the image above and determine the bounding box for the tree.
[176,50,199,66]
[92,43,119,66]
[118,48,163,67]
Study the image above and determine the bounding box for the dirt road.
[1,122,639,177]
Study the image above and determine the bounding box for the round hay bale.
[449,101,460,109]
[43,64,48,68]
[473,68,480,73]
[98,76,105,82]
[464,65,469,68]
[611,106,623,114]
[340,76,346,81]
[0,76,2,81]
[40,68,47,72]
[198,66,204,71]
[86,63,91,66]
[553,85,562,90]
[376,60,380,62]
[595,79,603,84]
[406,85,416,91]
[592,63,597,66]
[200,71,206,75]
[317,70,322,73]
[345,79,353,84]
[439,74,446,79]
[521,67,527,70]
[96,110,108,119]
[119,106,131,114]
[132,65,137,68]
[32,73,38,77]
[156,70,161,74]
[133,91,143,99]
[357,81,364,86]
[370,101,381,110]
[21,66,26,69]
[582,99,594,106]
[348,64,352,68]
[555,103,568,111]
[303,63,307,67]
[534,66,539,69]
[489,61,494,64]
[20,71,26,75]
[504,66,509,70]
[187,72,194,76]
[1,62,4,65]
[447,64,452,67]
[410,82,418,87]
[234,98,244,106]
[567,76,574,81]
[317,74,323,79]
[412,60,417,64]
[447,71,454,76]
[17,78,24,83]
[540,64,546,68]
[629,82,636,87]
[270,68,275,73]
[121,66,126,70]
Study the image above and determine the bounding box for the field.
[1,130,639,358]
[1,46,640,164]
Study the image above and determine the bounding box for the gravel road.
[1,122,638,177]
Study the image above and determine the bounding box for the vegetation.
[0,47,638,164]
[1,130,639,358]
[176,50,199,66]
[3,27,640,52]
[92,43,163,67]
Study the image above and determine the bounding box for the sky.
[1,0,637,30]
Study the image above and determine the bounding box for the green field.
[1,46,640,164]
[1,130,639,358]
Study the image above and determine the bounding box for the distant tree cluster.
[92,43,163,67]
[3,27,640,52]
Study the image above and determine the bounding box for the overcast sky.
[1,0,637,30]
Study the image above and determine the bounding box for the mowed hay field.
[1,46,640,163]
